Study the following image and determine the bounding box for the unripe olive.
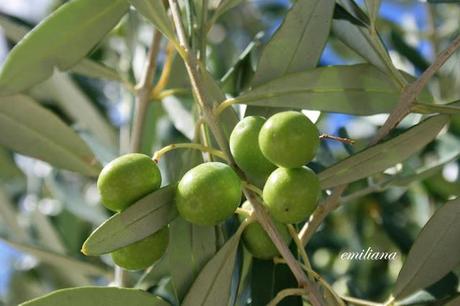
[111,226,169,271]
[97,153,161,212]
[263,167,320,224]
[230,116,276,187]
[239,201,291,260]
[259,111,319,168]
[175,162,242,226]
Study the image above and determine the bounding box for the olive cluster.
[95,111,321,268]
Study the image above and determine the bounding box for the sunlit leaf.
[252,0,335,86]
[82,184,177,256]
[0,15,123,83]
[319,115,449,189]
[236,64,432,115]
[393,197,460,299]
[20,287,169,306]
[0,0,129,95]
[364,0,381,25]
[0,95,101,176]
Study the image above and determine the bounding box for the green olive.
[111,226,169,271]
[175,162,242,226]
[97,153,161,212]
[230,116,276,187]
[259,111,319,168]
[239,201,291,260]
[263,167,320,224]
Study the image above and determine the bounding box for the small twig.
[130,30,163,152]
[152,143,227,162]
[152,41,177,99]
[341,295,383,306]
[267,288,308,306]
[287,225,310,270]
[242,181,263,196]
[214,98,238,116]
[320,134,355,145]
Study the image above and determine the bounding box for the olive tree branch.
[371,34,460,145]
[167,0,325,304]
[130,29,163,152]
[267,288,308,306]
[299,34,460,247]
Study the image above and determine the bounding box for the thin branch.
[267,288,308,306]
[320,134,355,145]
[130,29,162,152]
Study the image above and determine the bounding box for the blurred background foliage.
[0,0,459,305]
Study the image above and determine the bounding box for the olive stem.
[214,98,238,117]
[155,87,190,100]
[287,225,311,272]
[130,29,163,153]
[168,1,323,303]
[341,296,383,306]
[267,288,308,306]
[151,41,177,100]
[320,134,355,145]
[152,143,227,162]
[242,182,263,196]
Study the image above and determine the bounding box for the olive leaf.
[236,64,432,115]
[319,115,449,189]
[0,95,101,176]
[0,238,110,278]
[332,4,390,75]
[251,0,335,87]
[82,184,177,256]
[392,197,460,300]
[168,217,217,300]
[19,287,169,306]
[364,0,381,25]
[31,72,118,147]
[181,231,242,306]
[0,0,129,95]
[130,0,176,42]
[0,14,123,83]
[211,0,244,22]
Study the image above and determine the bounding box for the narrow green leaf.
[332,4,390,75]
[181,231,241,306]
[319,115,449,189]
[168,217,217,300]
[70,59,123,82]
[31,72,118,147]
[364,0,381,25]
[413,102,460,115]
[237,64,432,115]
[82,184,177,256]
[0,95,101,176]
[0,15,123,83]
[393,198,460,300]
[252,0,335,86]
[130,0,177,42]
[20,287,169,306]
[0,0,129,95]
[0,238,110,277]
